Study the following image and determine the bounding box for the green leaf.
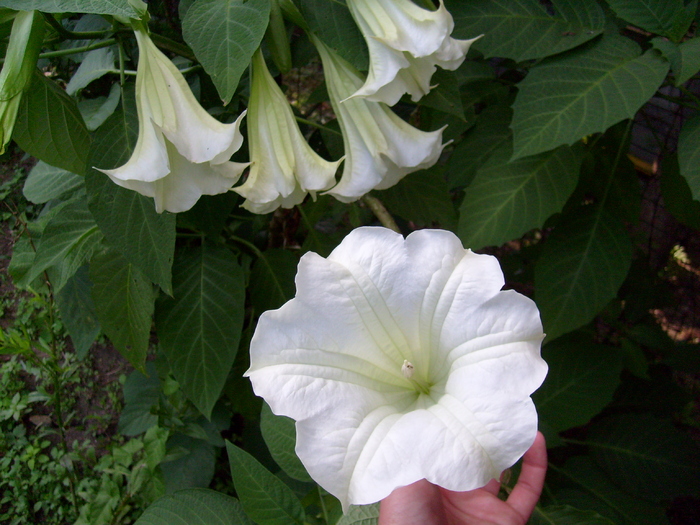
[606,0,694,42]
[530,505,614,525]
[447,105,512,190]
[22,197,103,292]
[260,402,311,482]
[660,154,700,229]
[299,0,368,71]
[226,441,306,525]
[161,433,216,493]
[14,71,91,175]
[678,112,700,201]
[0,0,140,17]
[535,205,633,341]
[23,161,83,204]
[78,82,121,131]
[419,70,464,120]
[249,248,297,314]
[458,143,583,249]
[450,0,604,62]
[85,91,175,295]
[155,244,245,419]
[66,47,116,96]
[118,363,159,436]
[675,36,700,84]
[553,458,669,525]
[90,248,154,372]
[55,266,100,358]
[533,335,622,435]
[182,0,271,104]
[511,34,669,159]
[135,488,253,525]
[337,503,380,525]
[588,414,700,501]
[377,165,458,228]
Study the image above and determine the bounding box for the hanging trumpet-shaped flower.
[246,227,547,509]
[97,26,248,213]
[234,49,340,214]
[346,0,479,106]
[313,37,444,202]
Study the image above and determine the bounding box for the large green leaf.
[447,105,512,190]
[22,197,103,292]
[23,161,83,204]
[511,34,668,159]
[14,71,91,175]
[450,0,604,62]
[90,249,154,372]
[298,0,368,70]
[419,69,464,120]
[260,403,311,482]
[155,244,245,419]
[458,143,583,249]
[0,0,139,17]
[85,92,175,295]
[226,441,305,525]
[337,504,380,525]
[135,488,252,525]
[606,0,694,42]
[160,433,216,493]
[182,0,270,104]
[660,155,700,229]
[533,335,622,435]
[377,165,458,228]
[677,112,700,201]
[55,266,100,358]
[530,505,614,525]
[535,205,633,341]
[588,414,700,502]
[249,248,297,314]
[553,458,669,525]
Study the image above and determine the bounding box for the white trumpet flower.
[97,27,248,213]
[234,49,341,214]
[246,227,548,510]
[347,0,479,105]
[314,37,445,202]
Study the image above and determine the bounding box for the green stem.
[362,195,400,233]
[295,116,343,136]
[42,12,115,40]
[229,233,264,258]
[37,38,116,59]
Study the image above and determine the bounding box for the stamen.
[401,359,414,379]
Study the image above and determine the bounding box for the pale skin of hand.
[378,432,547,525]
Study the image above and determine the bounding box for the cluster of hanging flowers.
[98,0,477,214]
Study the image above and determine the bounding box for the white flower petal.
[246,227,547,510]
[346,0,478,105]
[314,38,444,202]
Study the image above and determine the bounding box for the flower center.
[401,360,432,395]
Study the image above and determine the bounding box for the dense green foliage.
[1,0,699,524]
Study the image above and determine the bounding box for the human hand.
[378,432,547,525]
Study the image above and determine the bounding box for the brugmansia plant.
[3,0,700,524]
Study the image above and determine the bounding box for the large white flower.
[346,0,479,106]
[246,227,547,510]
[97,27,248,213]
[314,37,445,202]
[234,49,341,214]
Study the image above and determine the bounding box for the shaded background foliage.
[2,0,700,523]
